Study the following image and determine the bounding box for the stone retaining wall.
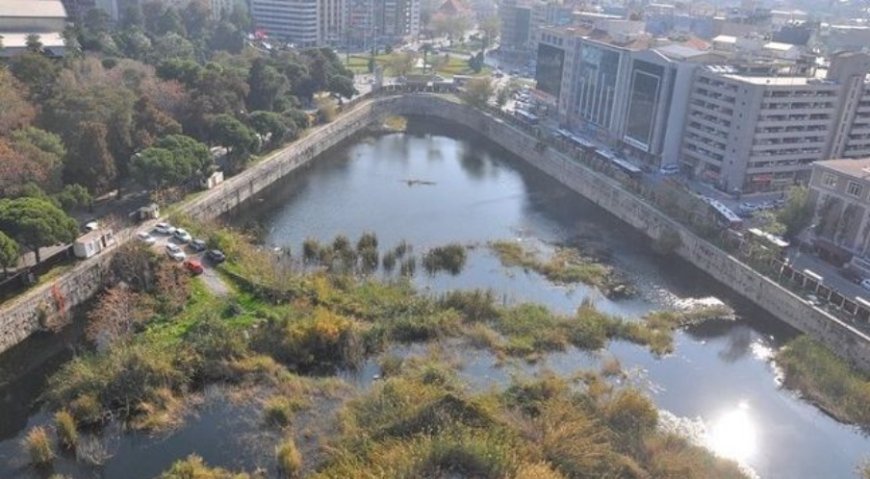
[2,93,868,373]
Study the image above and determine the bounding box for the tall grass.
[276,437,303,477]
[23,426,54,466]
[776,336,870,427]
[54,409,78,450]
[159,454,252,479]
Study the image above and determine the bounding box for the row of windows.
[821,172,865,198]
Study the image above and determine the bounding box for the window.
[847,181,863,198]
[822,173,838,188]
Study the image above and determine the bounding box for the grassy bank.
[490,240,632,297]
[34,221,740,475]
[776,336,870,428]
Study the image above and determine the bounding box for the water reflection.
[707,401,758,463]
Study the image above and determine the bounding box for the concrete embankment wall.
[391,95,870,371]
[2,93,869,373]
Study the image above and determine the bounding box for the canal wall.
[389,95,870,371]
[2,92,869,372]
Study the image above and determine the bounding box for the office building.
[541,25,722,168]
[250,0,320,46]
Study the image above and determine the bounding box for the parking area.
[135,223,229,296]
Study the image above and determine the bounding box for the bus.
[556,129,596,150]
[709,200,743,229]
[595,148,643,180]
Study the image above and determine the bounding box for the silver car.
[165,243,186,262]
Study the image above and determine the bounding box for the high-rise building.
[0,0,69,57]
[681,52,870,193]
[319,0,344,44]
[345,0,419,47]
[250,0,320,46]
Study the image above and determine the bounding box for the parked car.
[154,222,175,235]
[206,249,226,263]
[659,164,680,175]
[166,243,186,262]
[805,294,822,306]
[83,221,99,232]
[861,279,870,291]
[183,259,204,275]
[173,228,192,243]
[136,231,156,245]
[190,239,207,252]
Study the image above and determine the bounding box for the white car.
[173,228,192,244]
[136,231,156,245]
[154,222,176,235]
[165,243,186,262]
[861,279,870,291]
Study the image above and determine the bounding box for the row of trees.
[0,0,356,273]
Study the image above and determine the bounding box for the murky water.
[1,119,867,478]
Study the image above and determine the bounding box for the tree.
[131,134,212,188]
[0,69,36,134]
[53,184,93,212]
[468,51,485,73]
[249,111,295,146]
[8,52,59,101]
[460,77,494,107]
[386,51,417,76]
[149,33,196,63]
[753,210,786,237]
[0,197,78,263]
[25,34,43,53]
[496,87,510,107]
[1,128,66,195]
[208,20,244,53]
[420,43,434,72]
[327,75,356,99]
[0,231,19,276]
[209,114,258,171]
[777,185,814,238]
[247,58,288,111]
[65,121,117,194]
[132,95,182,150]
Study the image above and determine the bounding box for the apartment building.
[808,158,870,271]
[499,0,547,54]
[681,52,870,194]
[250,0,320,46]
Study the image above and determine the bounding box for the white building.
[0,0,68,57]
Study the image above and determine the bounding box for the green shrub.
[302,239,320,263]
[359,247,379,274]
[356,232,378,252]
[382,251,397,272]
[423,243,467,275]
[54,410,78,450]
[399,256,416,276]
[439,289,499,322]
[23,426,54,466]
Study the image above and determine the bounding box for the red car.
[183,259,204,275]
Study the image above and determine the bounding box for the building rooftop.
[815,158,870,179]
[655,43,708,60]
[0,0,66,18]
[764,41,796,51]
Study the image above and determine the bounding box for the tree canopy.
[131,134,212,188]
[0,197,78,262]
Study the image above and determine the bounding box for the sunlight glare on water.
[707,401,758,464]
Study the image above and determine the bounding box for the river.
[0,118,867,478]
